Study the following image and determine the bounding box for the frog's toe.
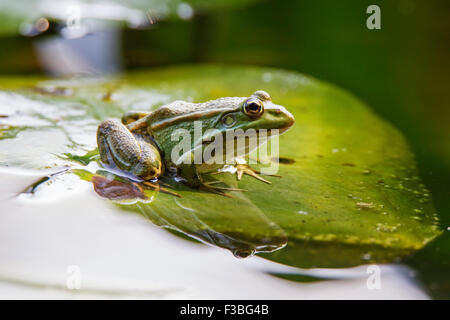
[141,181,181,197]
[199,182,233,198]
[235,164,280,184]
[203,180,247,192]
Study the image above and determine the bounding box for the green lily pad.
[0,64,442,267]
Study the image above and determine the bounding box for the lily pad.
[0,64,442,268]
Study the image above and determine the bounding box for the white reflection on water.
[0,167,429,299]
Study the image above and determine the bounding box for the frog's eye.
[243,98,264,118]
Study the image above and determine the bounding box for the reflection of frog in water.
[87,171,287,258]
[97,90,295,192]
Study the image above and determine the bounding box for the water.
[0,166,430,299]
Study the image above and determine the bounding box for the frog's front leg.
[210,161,280,184]
[97,119,163,180]
[177,164,244,197]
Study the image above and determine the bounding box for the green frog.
[97,90,294,193]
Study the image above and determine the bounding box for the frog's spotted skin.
[152,97,244,120]
[127,97,246,133]
[97,90,295,190]
[97,120,163,180]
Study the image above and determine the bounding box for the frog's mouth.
[218,128,291,143]
[268,126,292,135]
[256,128,278,137]
[253,126,293,137]
[196,123,294,153]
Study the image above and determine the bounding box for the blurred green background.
[0,0,448,297]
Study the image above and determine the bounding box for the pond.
[0,64,443,298]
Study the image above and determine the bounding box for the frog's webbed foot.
[203,180,247,192]
[235,163,281,184]
[177,164,245,197]
[141,181,181,198]
[199,181,246,198]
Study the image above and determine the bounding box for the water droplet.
[297,210,308,215]
[177,2,194,20]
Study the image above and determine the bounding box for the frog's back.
[149,97,245,123]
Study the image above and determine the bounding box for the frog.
[96,90,294,194]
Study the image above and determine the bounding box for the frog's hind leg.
[97,119,163,180]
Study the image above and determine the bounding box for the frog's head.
[149,90,295,164]
[219,90,295,134]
